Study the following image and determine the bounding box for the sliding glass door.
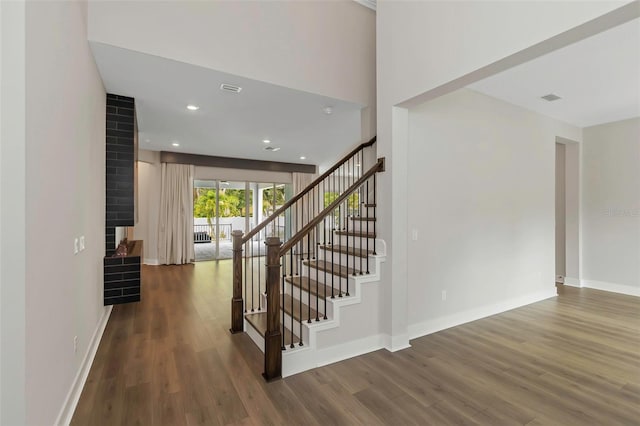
[194,180,288,261]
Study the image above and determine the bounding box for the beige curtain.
[292,172,314,198]
[292,172,320,229]
[158,163,195,264]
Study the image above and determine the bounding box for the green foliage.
[262,186,286,215]
[193,188,253,220]
[324,192,359,209]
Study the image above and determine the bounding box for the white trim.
[353,0,376,12]
[143,258,159,265]
[244,318,264,353]
[581,279,640,297]
[241,253,387,377]
[283,333,385,377]
[408,289,557,340]
[383,332,411,352]
[55,305,112,426]
[564,276,581,287]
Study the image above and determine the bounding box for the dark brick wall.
[106,93,135,253]
[104,255,141,305]
[104,93,140,305]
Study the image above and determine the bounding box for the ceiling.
[90,42,363,169]
[468,18,640,128]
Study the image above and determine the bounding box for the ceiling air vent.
[220,83,242,93]
[541,93,562,102]
[264,146,281,152]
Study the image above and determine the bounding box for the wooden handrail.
[241,136,376,244]
[280,158,384,255]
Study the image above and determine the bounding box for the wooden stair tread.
[303,260,357,278]
[350,216,376,222]
[335,230,376,238]
[319,245,373,258]
[282,294,320,323]
[244,312,299,346]
[285,275,343,298]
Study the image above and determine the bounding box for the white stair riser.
[316,251,376,275]
[298,267,356,290]
[284,282,334,318]
[347,218,376,233]
[332,235,376,251]
[259,293,317,343]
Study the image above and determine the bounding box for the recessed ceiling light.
[262,139,271,144]
[220,83,242,93]
[299,156,306,160]
[541,93,562,102]
[264,146,280,152]
[323,106,333,115]
[186,105,199,111]
[172,142,180,147]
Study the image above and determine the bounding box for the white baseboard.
[408,289,557,340]
[143,258,159,265]
[55,305,112,426]
[564,276,581,287]
[581,279,640,297]
[283,333,386,377]
[315,334,386,369]
[382,332,411,352]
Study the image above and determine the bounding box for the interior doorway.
[555,138,580,286]
[555,143,566,283]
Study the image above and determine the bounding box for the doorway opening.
[555,138,580,287]
[193,180,289,261]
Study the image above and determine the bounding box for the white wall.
[1,1,27,423]
[88,0,377,138]
[134,158,161,264]
[376,0,630,345]
[407,89,581,335]
[581,118,640,294]
[22,1,107,424]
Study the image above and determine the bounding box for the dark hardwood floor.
[71,262,640,425]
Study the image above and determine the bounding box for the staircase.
[230,137,386,379]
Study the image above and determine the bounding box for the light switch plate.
[74,238,79,254]
[79,236,85,251]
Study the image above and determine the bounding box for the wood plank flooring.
[71,263,640,425]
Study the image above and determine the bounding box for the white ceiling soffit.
[90,42,363,169]
[468,18,640,128]
[354,0,376,11]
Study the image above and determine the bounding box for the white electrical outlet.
[74,238,79,255]
[79,236,85,251]
[441,290,447,301]
[73,336,78,354]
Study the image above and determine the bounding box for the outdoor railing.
[193,223,232,243]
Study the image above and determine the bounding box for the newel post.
[264,236,282,381]
[230,230,244,334]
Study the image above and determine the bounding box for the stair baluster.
[231,137,382,381]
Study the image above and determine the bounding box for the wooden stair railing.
[231,137,376,334]
[262,158,384,380]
